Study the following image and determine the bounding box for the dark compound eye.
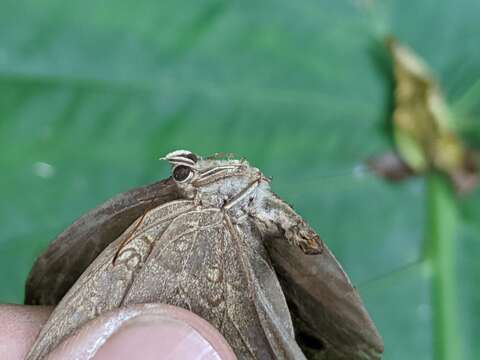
[173,165,193,182]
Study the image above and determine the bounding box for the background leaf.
[1,1,479,359]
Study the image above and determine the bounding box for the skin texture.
[26,151,384,359]
[0,304,236,360]
[0,305,52,360]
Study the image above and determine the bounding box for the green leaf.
[1,1,479,359]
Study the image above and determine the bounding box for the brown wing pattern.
[26,200,194,360]
[124,208,278,359]
[25,178,180,305]
[228,217,307,360]
[28,200,303,360]
[266,239,384,360]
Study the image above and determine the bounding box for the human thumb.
[47,304,236,360]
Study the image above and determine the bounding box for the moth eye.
[173,165,193,182]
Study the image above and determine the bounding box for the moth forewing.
[26,200,195,360]
[25,178,180,305]
[251,185,384,358]
[266,239,384,359]
[27,170,300,359]
[237,217,307,359]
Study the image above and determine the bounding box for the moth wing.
[252,282,307,360]
[26,200,194,360]
[122,209,305,359]
[120,210,271,359]
[233,220,308,360]
[266,238,384,360]
[25,178,179,305]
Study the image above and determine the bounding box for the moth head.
[161,150,198,184]
[161,150,263,204]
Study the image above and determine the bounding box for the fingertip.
[48,304,236,360]
[0,304,52,360]
[93,316,222,360]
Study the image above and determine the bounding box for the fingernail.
[93,315,222,360]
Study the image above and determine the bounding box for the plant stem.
[424,173,462,360]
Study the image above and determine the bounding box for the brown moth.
[26,150,384,359]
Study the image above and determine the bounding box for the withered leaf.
[368,37,477,193]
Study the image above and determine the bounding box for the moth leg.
[252,188,323,255]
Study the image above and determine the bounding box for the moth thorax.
[197,192,225,208]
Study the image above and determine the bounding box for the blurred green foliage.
[0,0,479,359]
